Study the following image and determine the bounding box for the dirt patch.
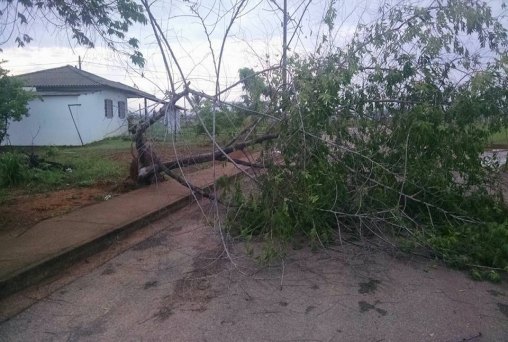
[0,184,121,237]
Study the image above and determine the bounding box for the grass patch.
[147,122,211,145]
[488,128,508,147]
[0,152,28,186]
[26,158,124,193]
[0,137,130,194]
[146,121,242,147]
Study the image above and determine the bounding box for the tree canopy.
[0,65,33,145]
[238,67,268,112]
[0,0,147,66]
[225,0,508,279]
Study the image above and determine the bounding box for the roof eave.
[124,92,163,103]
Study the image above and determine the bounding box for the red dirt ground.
[0,145,239,237]
[0,184,123,237]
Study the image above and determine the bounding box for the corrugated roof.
[16,65,162,102]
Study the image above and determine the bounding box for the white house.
[5,65,161,146]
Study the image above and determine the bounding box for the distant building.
[163,105,182,134]
[4,65,161,146]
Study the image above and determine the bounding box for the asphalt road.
[0,201,507,341]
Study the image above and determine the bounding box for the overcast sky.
[1,0,505,109]
[0,0,382,107]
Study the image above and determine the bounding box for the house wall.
[4,90,129,146]
[6,95,81,146]
[77,89,128,144]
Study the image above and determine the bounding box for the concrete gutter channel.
[0,161,251,299]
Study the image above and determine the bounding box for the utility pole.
[78,56,82,70]
[281,0,288,117]
[282,0,288,94]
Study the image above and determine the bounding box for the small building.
[4,65,161,146]
[129,102,184,136]
[163,105,182,134]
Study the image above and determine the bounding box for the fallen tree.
[136,133,278,184]
[128,0,508,280]
[4,0,505,280]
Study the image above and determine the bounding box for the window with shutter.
[105,99,113,118]
[118,101,126,119]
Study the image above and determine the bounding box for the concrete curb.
[0,192,194,299]
[0,162,251,299]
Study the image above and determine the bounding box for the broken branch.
[138,133,278,183]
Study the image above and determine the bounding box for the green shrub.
[428,221,508,273]
[0,152,27,187]
[44,146,59,158]
[194,101,243,137]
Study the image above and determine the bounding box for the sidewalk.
[0,161,250,298]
